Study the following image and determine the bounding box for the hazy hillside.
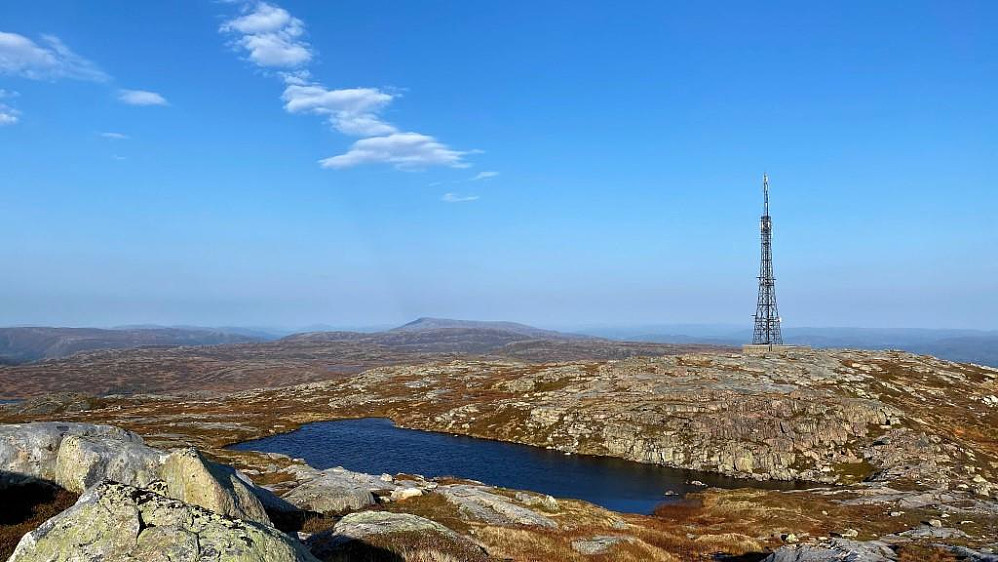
[391,317,590,340]
[0,319,732,398]
[0,327,265,365]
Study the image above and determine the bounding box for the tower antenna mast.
[752,173,783,349]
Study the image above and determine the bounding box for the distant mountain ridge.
[389,317,591,340]
[279,318,594,354]
[0,327,265,365]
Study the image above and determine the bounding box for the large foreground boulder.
[161,447,271,525]
[0,422,271,524]
[7,481,318,562]
[0,422,142,486]
[53,432,164,492]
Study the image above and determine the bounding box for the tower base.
[742,344,811,355]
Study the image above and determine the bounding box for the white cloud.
[0,89,17,125]
[442,193,480,203]
[0,32,108,81]
[472,171,499,181]
[117,89,168,106]
[100,131,129,139]
[220,2,474,171]
[320,132,470,170]
[112,154,127,161]
[221,2,311,68]
[282,82,397,136]
[221,3,293,34]
[0,104,18,125]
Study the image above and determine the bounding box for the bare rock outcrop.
[305,511,479,560]
[0,422,271,524]
[280,465,436,514]
[7,481,318,562]
[762,538,899,561]
[0,422,142,486]
[53,432,164,492]
[161,447,271,525]
[437,483,557,528]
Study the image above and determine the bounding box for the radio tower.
[752,173,783,348]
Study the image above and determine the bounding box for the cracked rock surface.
[7,481,318,562]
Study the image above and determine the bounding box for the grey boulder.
[7,481,319,562]
[0,422,271,524]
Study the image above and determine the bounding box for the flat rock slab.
[306,511,474,559]
[438,484,557,528]
[7,481,318,562]
[571,535,634,555]
[763,538,898,561]
[282,466,387,514]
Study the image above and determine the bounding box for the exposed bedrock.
[0,422,271,524]
[7,481,318,562]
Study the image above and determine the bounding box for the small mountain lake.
[231,417,810,514]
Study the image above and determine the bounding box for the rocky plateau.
[1,347,997,560]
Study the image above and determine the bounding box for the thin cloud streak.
[117,89,168,106]
[320,132,472,170]
[441,193,480,203]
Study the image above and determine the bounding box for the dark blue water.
[231,418,807,514]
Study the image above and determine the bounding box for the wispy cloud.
[117,89,168,106]
[112,154,127,161]
[0,104,18,125]
[0,89,18,126]
[220,2,472,170]
[442,193,480,203]
[0,33,165,124]
[320,132,471,171]
[471,171,499,181]
[0,32,108,82]
[99,131,129,140]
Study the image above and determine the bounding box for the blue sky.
[1,1,995,330]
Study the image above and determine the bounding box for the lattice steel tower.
[752,173,783,347]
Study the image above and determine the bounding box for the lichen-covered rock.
[282,466,385,514]
[0,422,271,525]
[7,481,318,562]
[438,483,557,527]
[54,433,165,493]
[763,538,898,561]
[161,447,271,524]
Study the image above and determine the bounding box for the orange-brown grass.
[380,492,473,534]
